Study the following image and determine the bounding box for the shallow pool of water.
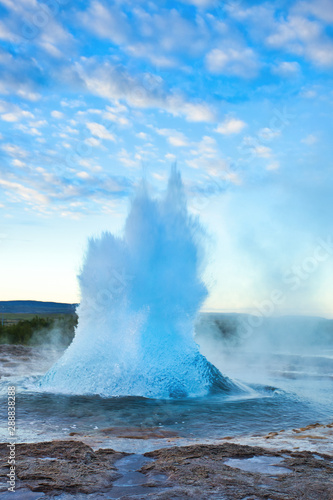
[0,345,332,453]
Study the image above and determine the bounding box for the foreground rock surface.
[143,441,333,499]
[1,438,333,499]
[0,440,124,495]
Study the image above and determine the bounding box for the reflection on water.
[224,456,292,475]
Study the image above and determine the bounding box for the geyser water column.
[41,167,240,398]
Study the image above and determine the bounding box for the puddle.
[113,471,147,487]
[224,455,292,475]
[0,488,46,499]
[114,454,153,471]
[106,453,168,499]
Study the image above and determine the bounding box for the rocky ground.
[143,441,333,499]
[1,430,333,499]
[0,440,124,496]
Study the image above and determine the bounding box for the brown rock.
[0,440,125,494]
[141,442,333,500]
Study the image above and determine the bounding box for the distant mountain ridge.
[0,301,78,314]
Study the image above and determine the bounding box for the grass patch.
[0,314,77,346]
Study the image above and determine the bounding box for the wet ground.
[0,435,332,499]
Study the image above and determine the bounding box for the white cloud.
[258,128,281,141]
[253,145,272,158]
[79,1,130,45]
[206,46,259,78]
[16,124,42,136]
[0,178,49,205]
[2,143,28,157]
[74,59,215,122]
[61,99,85,108]
[190,135,217,158]
[0,163,132,214]
[266,15,333,67]
[0,100,34,122]
[51,110,65,119]
[294,0,333,24]
[300,87,318,98]
[38,21,74,59]
[216,117,246,135]
[126,44,177,69]
[186,135,238,184]
[152,172,168,181]
[0,19,16,42]
[0,49,12,65]
[156,128,190,147]
[0,67,41,101]
[63,126,78,135]
[16,89,41,101]
[267,161,280,171]
[104,104,129,126]
[225,2,333,68]
[136,132,149,140]
[186,157,237,185]
[118,149,137,168]
[0,0,74,59]
[241,137,272,158]
[85,137,101,147]
[267,16,319,48]
[169,135,189,147]
[180,0,216,6]
[76,171,91,179]
[2,113,23,122]
[165,153,177,161]
[29,120,47,128]
[301,134,318,145]
[78,158,93,168]
[86,122,116,141]
[12,159,25,167]
[181,102,215,122]
[78,2,210,68]
[204,160,233,179]
[272,61,301,77]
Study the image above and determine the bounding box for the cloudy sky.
[0,0,332,316]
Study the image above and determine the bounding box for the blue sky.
[0,0,333,316]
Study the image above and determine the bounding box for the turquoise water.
[0,346,332,451]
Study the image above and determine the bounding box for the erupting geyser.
[41,167,241,398]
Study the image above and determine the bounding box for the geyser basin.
[41,167,243,398]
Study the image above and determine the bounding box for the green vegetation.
[1,313,70,321]
[0,314,77,346]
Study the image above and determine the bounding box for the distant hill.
[0,301,78,314]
